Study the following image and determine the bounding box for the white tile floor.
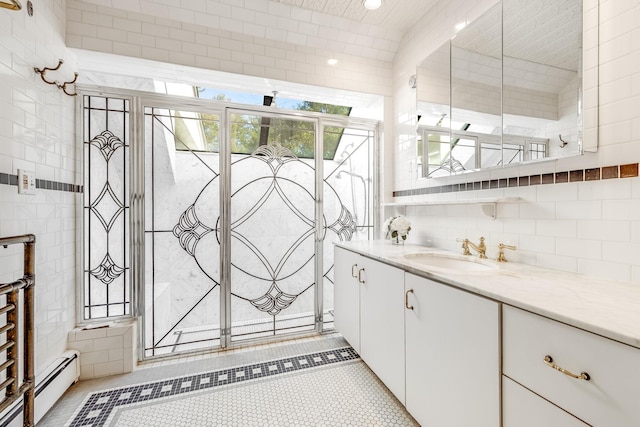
[39,332,418,426]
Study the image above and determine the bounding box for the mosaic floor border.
[66,346,359,427]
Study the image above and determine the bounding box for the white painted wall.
[0,0,77,376]
[389,0,640,284]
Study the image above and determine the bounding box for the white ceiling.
[74,0,439,111]
[79,0,439,62]
[272,0,439,33]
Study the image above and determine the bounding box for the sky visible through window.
[185,86,352,160]
[197,87,326,111]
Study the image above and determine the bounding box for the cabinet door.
[405,273,500,427]
[333,247,361,353]
[359,258,405,404]
[503,377,588,426]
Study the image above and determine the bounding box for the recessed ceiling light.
[455,21,467,31]
[363,0,382,11]
[327,58,338,66]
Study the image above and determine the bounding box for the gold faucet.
[497,243,516,262]
[456,237,487,259]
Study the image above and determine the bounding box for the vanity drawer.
[502,305,640,427]
[503,376,588,426]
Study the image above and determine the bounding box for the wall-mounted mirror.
[417,0,586,179]
[416,41,451,178]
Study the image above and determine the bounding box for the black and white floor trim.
[67,347,360,427]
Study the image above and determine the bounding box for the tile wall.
[390,0,640,284]
[64,0,394,96]
[67,321,137,379]
[0,0,78,376]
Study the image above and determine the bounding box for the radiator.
[0,350,80,427]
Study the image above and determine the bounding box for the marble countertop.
[335,240,640,349]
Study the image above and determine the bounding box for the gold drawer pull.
[543,355,590,381]
[405,289,414,310]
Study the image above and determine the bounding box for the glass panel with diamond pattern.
[82,96,131,319]
[228,113,318,341]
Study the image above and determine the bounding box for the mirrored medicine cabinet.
[416,0,595,179]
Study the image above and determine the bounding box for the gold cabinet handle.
[405,289,414,310]
[543,355,590,381]
[357,268,365,284]
[351,264,358,278]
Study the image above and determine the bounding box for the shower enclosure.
[82,91,377,359]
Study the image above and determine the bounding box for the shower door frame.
[78,86,379,360]
[220,107,325,348]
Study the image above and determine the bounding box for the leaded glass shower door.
[140,101,375,357]
[226,111,321,342]
[144,104,223,357]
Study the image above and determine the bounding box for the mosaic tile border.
[393,163,640,197]
[67,346,360,427]
[0,172,82,193]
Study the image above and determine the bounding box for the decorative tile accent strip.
[585,168,600,181]
[602,166,618,179]
[0,172,82,193]
[555,171,569,183]
[67,347,359,427]
[620,163,639,178]
[392,163,639,197]
[570,169,584,182]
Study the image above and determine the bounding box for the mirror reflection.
[417,0,583,179]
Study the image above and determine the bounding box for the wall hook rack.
[559,134,569,148]
[0,0,22,11]
[34,59,78,96]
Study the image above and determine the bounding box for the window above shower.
[157,83,353,160]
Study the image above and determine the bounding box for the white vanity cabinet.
[333,246,406,403]
[503,306,640,427]
[335,241,640,427]
[404,273,500,427]
[333,246,362,353]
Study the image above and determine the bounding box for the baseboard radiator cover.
[0,350,79,427]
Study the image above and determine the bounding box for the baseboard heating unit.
[0,350,79,427]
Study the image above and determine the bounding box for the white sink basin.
[402,253,498,273]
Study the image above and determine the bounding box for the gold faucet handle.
[456,238,471,255]
[497,243,516,262]
[477,237,487,259]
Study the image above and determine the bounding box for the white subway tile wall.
[0,0,77,378]
[387,0,640,284]
[65,1,394,96]
[67,321,137,379]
